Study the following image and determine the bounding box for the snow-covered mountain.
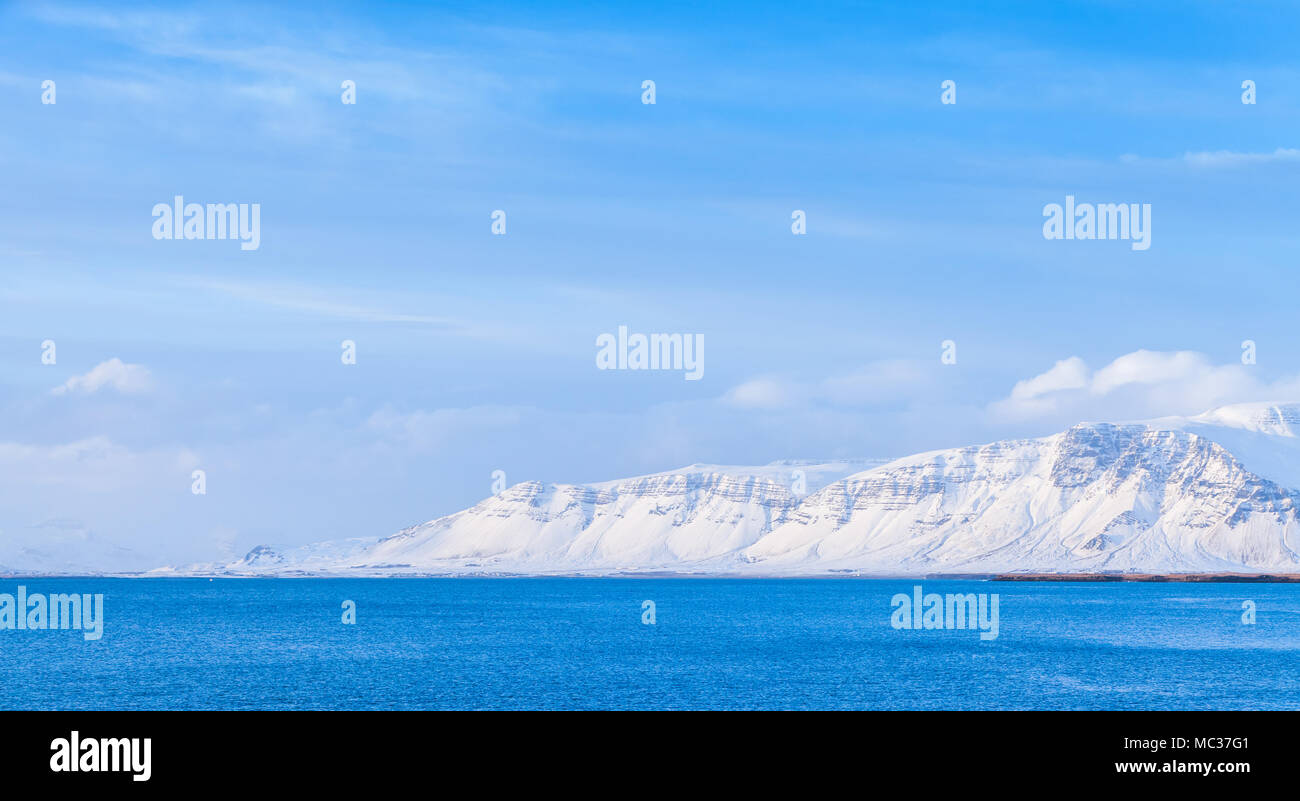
[192,402,1300,577]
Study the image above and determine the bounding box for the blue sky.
[2,0,1299,567]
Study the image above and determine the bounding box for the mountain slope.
[207,403,1300,576]
[742,421,1300,574]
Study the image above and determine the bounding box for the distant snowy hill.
[0,526,144,576]
[190,402,1300,577]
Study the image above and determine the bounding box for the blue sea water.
[1,577,1297,710]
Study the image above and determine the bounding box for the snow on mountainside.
[200,402,1300,576]
[1156,402,1300,491]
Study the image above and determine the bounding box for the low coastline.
[993,572,1300,583]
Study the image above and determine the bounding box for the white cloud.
[52,358,154,396]
[1009,356,1089,399]
[991,349,1300,423]
[723,377,804,410]
[999,356,1090,417]
[1090,350,1212,395]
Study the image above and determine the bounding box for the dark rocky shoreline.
[993,572,1300,583]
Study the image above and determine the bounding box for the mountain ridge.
[154,401,1300,577]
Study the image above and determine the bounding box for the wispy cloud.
[1182,148,1300,167]
[52,358,154,396]
[724,360,937,410]
[184,279,458,326]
